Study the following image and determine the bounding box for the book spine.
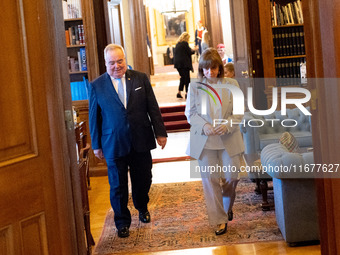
[62,1,68,19]
[83,77,89,100]
[284,6,290,25]
[281,29,286,56]
[70,82,75,100]
[75,81,80,100]
[292,28,297,55]
[297,0,304,23]
[288,60,293,85]
[77,51,81,71]
[77,0,82,18]
[70,57,76,72]
[290,2,298,24]
[287,29,292,56]
[273,30,277,57]
[74,26,79,45]
[276,3,281,26]
[79,47,87,71]
[78,25,83,44]
[81,25,85,44]
[81,79,87,100]
[287,4,294,24]
[299,27,305,55]
[295,28,301,55]
[273,2,277,26]
[279,6,284,26]
[68,56,71,72]
[65,30,70,46]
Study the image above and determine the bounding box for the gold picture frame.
[154,0,195,46]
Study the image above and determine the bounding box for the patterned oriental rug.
[94,179,283,255]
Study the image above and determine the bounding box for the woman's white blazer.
[185,77,245,160]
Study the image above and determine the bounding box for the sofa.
[240,107,312,154]
[261,143,320,245]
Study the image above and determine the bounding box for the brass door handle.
[241,70,249,77]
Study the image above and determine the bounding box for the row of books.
[62,0,82,19]
[271,0,303,26]
[273,26,305,57]
[275,57,306,86]
[70,78,89,101]
[68,47,87,72]
[65,25,85,46]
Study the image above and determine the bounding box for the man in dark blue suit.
[88,44,167,238]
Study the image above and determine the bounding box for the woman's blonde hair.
[202,30,210,43]
[177,32,190,43]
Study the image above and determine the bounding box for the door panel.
[0,0,37,164]
[229,0,253,109]
[0,0,76,254]
[304,0,340,253]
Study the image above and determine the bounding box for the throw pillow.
[279,131,299,152]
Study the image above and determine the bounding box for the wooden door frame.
[204,0,223,48]
[49,0,87,253]
[128,0,150,77]
[303,0,340,254]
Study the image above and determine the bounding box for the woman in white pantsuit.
[185,48,244,235]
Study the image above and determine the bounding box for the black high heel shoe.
[215,223,227,235]
[176,92,183,98]
[228,210,233,221]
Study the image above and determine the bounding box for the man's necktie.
[117,78,124,105]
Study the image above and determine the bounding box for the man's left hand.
[157,136,167,149]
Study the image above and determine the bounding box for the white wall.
[220,0,233,59]
[120,0,134,68]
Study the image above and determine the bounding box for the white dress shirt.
[110,75,126,108]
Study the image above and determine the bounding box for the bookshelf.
[62,0,99,100]
[62,0,101,203]
[259,0,307,107]
[63,1,88,104]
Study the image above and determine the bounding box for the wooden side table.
[75,122,95,254]
[243,153,273,211]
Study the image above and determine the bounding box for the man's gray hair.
[104,44,125,60]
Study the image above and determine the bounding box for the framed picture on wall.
[163,13,186,42]
[153,0,195,46]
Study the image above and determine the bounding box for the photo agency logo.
[197,82,223,112]
[198,79,311,128]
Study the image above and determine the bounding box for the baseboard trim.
[89,156,192,176]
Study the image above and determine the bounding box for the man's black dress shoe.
[215,223,227,236]
[228,210,233,221]
[176,93,183,98]
[117,226,129,238]
[139,211,151,223]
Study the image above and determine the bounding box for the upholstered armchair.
[261,143,319,245]
[240,107,313,154]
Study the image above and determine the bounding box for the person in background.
[174,32,197,99]
[216,43,227,65]
[185,48,244,235]
[201,30,210,53]
[195,20,205,56]
[166,43,174,65]
[224,63,235,78]
[88,44,167,238]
